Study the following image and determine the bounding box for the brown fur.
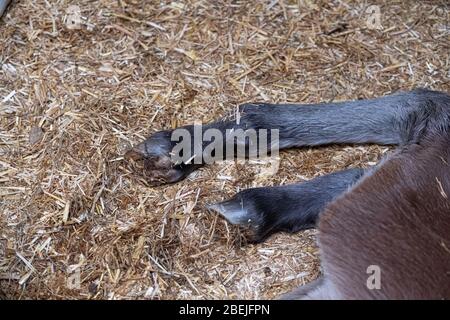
[317,133,450,299]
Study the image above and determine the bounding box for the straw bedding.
[0,0,449,299]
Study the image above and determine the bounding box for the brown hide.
[319,133,450,299]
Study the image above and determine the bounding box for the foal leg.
[207,168,365,242]
[126,89,449,185]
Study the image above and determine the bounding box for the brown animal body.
[288,133,450,299]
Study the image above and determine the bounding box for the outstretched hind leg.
[208,168,365,242]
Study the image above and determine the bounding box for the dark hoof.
[207,191,265,241]
[125,130,198,186]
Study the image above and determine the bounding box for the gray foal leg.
[127,89,450,185]
[208,168,365,242]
